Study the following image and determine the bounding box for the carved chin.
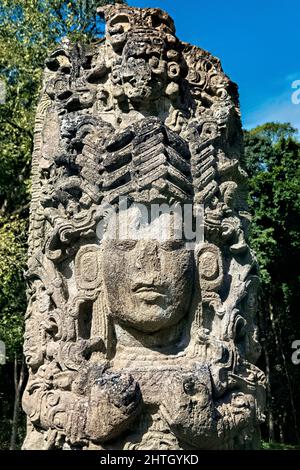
[112,304,184,333]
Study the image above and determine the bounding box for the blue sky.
[130,0,300,132]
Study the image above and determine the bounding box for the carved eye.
[111,69,121,84]
[109,14,130,29]
[114,240,137,251]
[151,14,163,28]
[160,240,185,251]
[183,378,195,395]
[168,62,180,79]
[81,92,90,101]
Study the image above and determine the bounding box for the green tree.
[248,122,297,144]
[244,123,300,445]
[0,0,124,449]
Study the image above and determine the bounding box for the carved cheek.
[173,251,194,286]
[192,387,211,409]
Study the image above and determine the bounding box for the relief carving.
[23,5,265,450]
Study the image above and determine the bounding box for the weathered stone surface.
[23,5,265,450]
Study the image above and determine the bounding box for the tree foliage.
[244,123,300,444]
[248,122,297,144]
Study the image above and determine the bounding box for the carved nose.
[135,242,160,272]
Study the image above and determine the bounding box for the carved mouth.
[132,284,166,302]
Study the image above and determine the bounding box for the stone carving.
[23,5,265,450]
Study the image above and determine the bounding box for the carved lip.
[132,283,164,293]
[132,284,166,301]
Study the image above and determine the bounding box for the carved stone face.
[101,206,194,333]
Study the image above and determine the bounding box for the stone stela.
[22,4,266,450]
